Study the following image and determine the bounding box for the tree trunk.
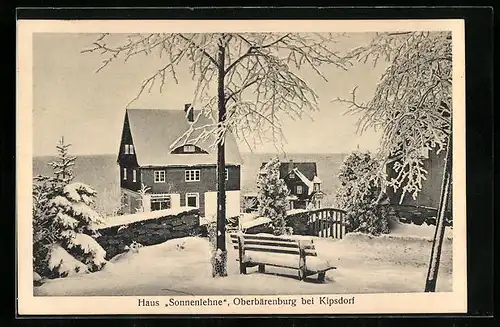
[213,38,228,278]
[424,137,452,292]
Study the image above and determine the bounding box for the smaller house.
[261,160,325,210]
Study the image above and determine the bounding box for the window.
[150,195,171,211]
[132,169,137,182]
[225,168,229,181]
[296,185,303,194]
[186,193,199,208]
[420,147,430,159]
[184,145,195,153]
[289,173,295,179]
[314,183,321,192]
[185,169,200,182]
[154,170,166,183]
[124,144,134,154]
[123,168,127,180]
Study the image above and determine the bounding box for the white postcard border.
[16,18,467,315]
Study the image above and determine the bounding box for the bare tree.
[336,31,452,291]
[83,32,348,277]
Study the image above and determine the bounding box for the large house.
[260,160,325,210]
[117,106,243,219]
[386,147,452,210]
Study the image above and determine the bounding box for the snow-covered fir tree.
[33,137,107,278]
[47,182,107,276]
[256,158,290,235]
[49,136,76,185]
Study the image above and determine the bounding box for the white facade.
[204,190,241,221]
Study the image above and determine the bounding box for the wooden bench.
[229,233,336,281]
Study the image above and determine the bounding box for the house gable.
[117,111,139,168]
[260,161,320,199]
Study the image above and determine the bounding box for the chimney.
[184,103,194,123]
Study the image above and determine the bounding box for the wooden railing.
[286,208,346,239]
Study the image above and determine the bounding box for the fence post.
[237,234,246,274]
[340,212,343,239]
[319,211,323,237]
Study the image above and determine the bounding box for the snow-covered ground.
[34,222,453,296]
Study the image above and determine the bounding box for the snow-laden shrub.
[335,151,392,236]
[33,175,61,276]
[47,243,89,277]
[33,271,43,286]
[256,157,290,235]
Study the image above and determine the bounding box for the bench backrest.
[229,233,317,257]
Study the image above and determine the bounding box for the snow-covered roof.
[100,207,195,229]
[124,109,243,167]
[286,195,298,201]
[292,168,314,195]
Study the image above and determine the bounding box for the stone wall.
[96,208,200,260]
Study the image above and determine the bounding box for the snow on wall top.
[99,207,196,229]
[286,209,309,215]
[240,217,272,229]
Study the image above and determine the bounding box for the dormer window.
[184,145,195,153]
[314,183,321,192]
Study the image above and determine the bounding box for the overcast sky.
[33,33,387,156]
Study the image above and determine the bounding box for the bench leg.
[258,264,265,274]
[317,271,326,282]
[298,268,306,281]
[239,262,247,274]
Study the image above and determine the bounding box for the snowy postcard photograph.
[17,19,467,315]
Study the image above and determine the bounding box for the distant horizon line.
[33,151,354,158]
